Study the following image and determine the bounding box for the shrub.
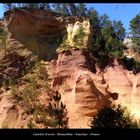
[133,60,140,73]
[57,35,67,46]
[33,102,64,129]
[27,118,36,129]
[9,77,15,86]
[21,85,38,114]
[36,64,48,80]
[90,104,138,128]
[122,56,134,70]
[2,80,7,90]
[0,27,8,55]
[11,83,38,114]
[33,104,49,127]
[21,69,26,77]
[46,91,69,128]
[122,56,140,73]
[11,85,18,99]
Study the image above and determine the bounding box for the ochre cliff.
[104,59,140,119]
[0,9,140,128]
[48,53,140,127]
[48,50,112,128]
[1,8,92,60]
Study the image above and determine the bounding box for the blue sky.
[87,4,140,34]
[0,3,140,34]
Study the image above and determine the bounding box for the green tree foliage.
[90,104,138,128]
[24,3,40,9]
[52,3,61,14]
[16,3,23,8]
[27,118,36,128]
[101,16,125,58]
[130,13,140,45]
[113,20,126,40]
[122,56,140,74]
[68,3,78,16]
[77,3,87,17]
[90,12,124,59]
[87,7,100,28]
[87,8,103,57]
[36,63,48,80]
[61,3,70,16]
[39,3,51,10]
[52,3,86,16]
[101,21,123,58]
[3,3,14,11]
[34,91,69,129]
[11,77,38,114]
[19,85,38,114]
[0,28,8,55]
[52,3,70,16]
[46,91,69,128]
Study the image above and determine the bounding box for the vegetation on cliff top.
[2,4,140,60]
[3,3,125,57]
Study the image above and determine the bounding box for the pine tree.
[61,3,70,16]
[68,3,78,16]
[0,28,8,56]
[27,118,36,128]
[77,3,87,16]
[113,20,125,40]
[16,3,23,8]
[52,3,70,16]
[100,13,110,28]
[39,3,51,10]
[3,3,14,11]
[52,3,61,14]
[89,12,124,59]
[47,91,69,128]
[130,13,140,46]
[86,8,104,58]
[86,7,100,28]
[100,14,123,57]
[90,104,138,128]
[23,3,40,9]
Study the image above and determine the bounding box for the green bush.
[21,85,38,114]
[90,104,138,128]
[36,64,48,80]
[27,118,36,129]
[46,91,69,128]
[33,104,49,126]
[11,83,38,114]
[0,27,8,55]
[2,80,7,90]
[32,92,69,129]
[57,35,67,46]
[122,56,140,73]
[11,85,18,99]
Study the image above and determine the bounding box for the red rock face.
[1,9,140,128]
[75,74,103,116]
[105,66,132,86]
[104,59,140,120]
[48,49,112,128]
[48,50,92,87]
[1,9,92,60]
[48,52,140,128]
